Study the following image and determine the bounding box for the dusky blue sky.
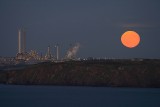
[0,0,160,58]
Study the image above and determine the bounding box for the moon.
[121,31,140,48]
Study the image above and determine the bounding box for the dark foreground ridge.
[0,59,160,88]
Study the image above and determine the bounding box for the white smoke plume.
[65,43,80,60]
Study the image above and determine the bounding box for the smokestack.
[48,46,50,54]
[22,30,26,53]
[57,45,59,60]
[18,29,21,53]
[18,29,26,53]
[46,45,52,59]
[55,44,59,60]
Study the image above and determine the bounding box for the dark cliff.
[0,59,160,88]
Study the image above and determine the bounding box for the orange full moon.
[121,31,140,48]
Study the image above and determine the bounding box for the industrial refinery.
[0,29,144,67]
[0,29,81,66]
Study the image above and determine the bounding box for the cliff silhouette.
[0,59,160,88]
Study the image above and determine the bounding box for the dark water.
[0,85,160,107]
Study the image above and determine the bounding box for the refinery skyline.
[0,29,81,65]
[16,28,81,61]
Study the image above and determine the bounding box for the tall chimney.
[48,46,50,55]
[18,29,21,53]
[23,30,26,53]
[55,44,59,60]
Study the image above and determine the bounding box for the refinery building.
[15,29,80,64]
[0,29,80,66]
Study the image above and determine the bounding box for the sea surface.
[0,85,160,107]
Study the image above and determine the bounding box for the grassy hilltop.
[0,59,160,88]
